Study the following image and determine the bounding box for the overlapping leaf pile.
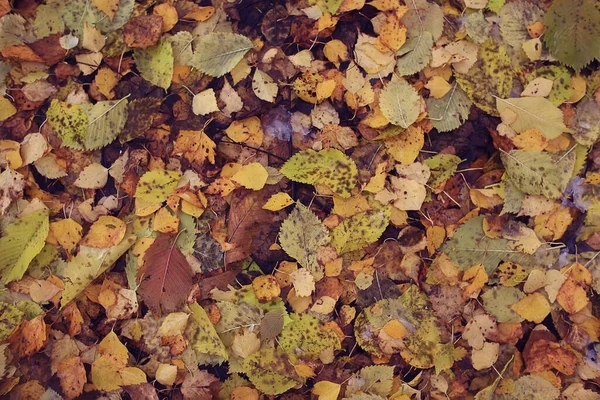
[1,0,600,398]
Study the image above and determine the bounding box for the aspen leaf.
[425,76,452,99]
[192,88,219,115]
[471,341,499,370]
[510,292,551,323]
[49,218,82,254]
[252,69,278,103]
[231,162,269,190]
[379,80,420,128]
[263,192,294,211]
[81,216,126,248]
[91,331,146,391]
[192,32,253,77]
[313,381,341,400]
[0,209,49,283]
[290,267,315,297]
[74,163,108,189]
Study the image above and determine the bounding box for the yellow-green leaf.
[135,169,182,203]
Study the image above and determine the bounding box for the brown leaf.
[260,308,285,339]
[225,188,280,264]
[0,0,10,17]
[524,339,578,375]
[124,383,160,400]
[56,356,86,399]
[138,234,194,315]
[123,15,164,48]
[1,45,44,63]
[9,316,47,358]
[261,5,291,46]
[181,369,218,400]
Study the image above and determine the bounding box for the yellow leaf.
[568,75,586,103]
[153,207,179,234]
[263,192,294,211]
[94,67,119,99]
[364,162,387,193]
[183,6,215,21]
[173,130,216,165]
[252,275,280,302]
[425,76,452,99]
[231,162,269,190]
[295,363,316,378]
[463,264,488,299]
[377,12,407,52]
[192,88,220,116]
[312,381,341,400]
[49,218,83,254]
[557,263,592,314]
[91,0,119,20]
[382,319,409,339]
[316,79,336,102]
[384,125,424,164]
[513,128,548,151]
[153,3,178,32]
[155,364,178,386]
[81,216,126,248]
[225,116,264,145]
[332,194,371,217]
[510,292,551,323]
[135,198,162,217]
[323,39,349,65]
[0,140,21,168]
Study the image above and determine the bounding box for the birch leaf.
[0,209,49,283]
[379,80,420,128]
[427,85,472,132]
[280,149,358,198]
[252,69,278,103]
[330,206,391,254]
[192,32,253,77]
[279,203,330,280]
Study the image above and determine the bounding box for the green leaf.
[427,85,472,133]
[572,97,600,146]
[330,206,391,254]
[379,80,421,128]
[503,375,560,400]
[0,302,24,341]
[92,0,134,33]
[47,100,89,150]
[424,154,462,188]
[61,233,135,308]
[500,149,575,199]
[189,302,228,364]
[34,4,65,38]
[456,39,513,115]
[355,365,394,397]
[192,32,253,77]
[495,97,568,139]
[134,39,174,89]
[80,97,129,150]
[279,203,330,280]
[401,0,444,41]
[47,98,129,150]
[280,148,358,198]
[501,180,525,215]
[395,31,434,76]
[62,0,89,39]
[0,209,49,283]
[169,31,195,66]
[280,313,340,361]
[543,0,600,71]
[528,66,572,106]
[465,10,491,44]
[244,346,301,395]
[135,169,182,203]
[487,0,505,13]
[499,0,544,48]
[481,286,524,323]
[441,216,513,273]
